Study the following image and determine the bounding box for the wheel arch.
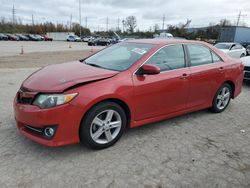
[80,98,132,131]
[223,80,235,98]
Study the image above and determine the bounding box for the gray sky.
[0,0,250,31]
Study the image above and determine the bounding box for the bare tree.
[219,19,232,27]
[125,16,137,33]
[178,19,192,29]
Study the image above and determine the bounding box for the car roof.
[126,39,206,46]
[216,42,237,45]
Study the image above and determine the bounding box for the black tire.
[211,83,232,113]
[80,102,127,149]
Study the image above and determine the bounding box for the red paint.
[13,39,244,147]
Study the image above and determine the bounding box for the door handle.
[180,73,189,79]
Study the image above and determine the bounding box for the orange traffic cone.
[20,46,24,55]
[90,47,94,53]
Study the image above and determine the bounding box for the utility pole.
[79,0,82,36]
[117,17,120,31]
[85,16,88,28]
[12,5,16,25]
[106,17,109,32]
[70,13,72,31]
[162,14,165,30]
[122,19,125,33]
[236,10,247,26]
[32,14,34,26]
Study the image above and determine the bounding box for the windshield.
[215,43,231,50]
[84,43,155,71]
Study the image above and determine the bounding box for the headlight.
[33,93,78,109]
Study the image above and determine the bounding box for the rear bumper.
[14,98,84,147]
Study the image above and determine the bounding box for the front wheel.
[211,83,232,113]
[80,102,127,149]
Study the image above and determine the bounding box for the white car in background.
[215,43,246,59]
[241,56,250,80]
[67,35,82,42]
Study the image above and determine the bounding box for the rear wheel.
[80,102,127,149]
[211,83,232,113]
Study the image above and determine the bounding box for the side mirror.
[137,64,160,75]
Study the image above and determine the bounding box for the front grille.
[244,66,250,72]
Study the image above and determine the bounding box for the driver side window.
[146,45,185,72]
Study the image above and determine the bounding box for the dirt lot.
[0,49,250,188]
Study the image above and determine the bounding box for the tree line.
[0,15,235,40]
[0,17,91,36]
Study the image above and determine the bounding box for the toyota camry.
[14,39,244,149]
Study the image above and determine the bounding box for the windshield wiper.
[85,63,104,69]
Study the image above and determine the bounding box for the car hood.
[241,56,250,67]
[22,61,119,93]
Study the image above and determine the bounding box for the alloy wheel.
[90,109,122,144]
[216,87,231,110]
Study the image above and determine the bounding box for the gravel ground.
[0,66,250,188]
[0,41,103,57]
[0,50,98,68]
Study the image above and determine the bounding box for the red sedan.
[14,39,244,149]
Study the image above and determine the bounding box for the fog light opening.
[44,127,55,138]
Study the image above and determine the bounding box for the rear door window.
[187,45,213,66]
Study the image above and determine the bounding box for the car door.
[186,44,226,108]
[230,44,243,58]
[132,44,190,121]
